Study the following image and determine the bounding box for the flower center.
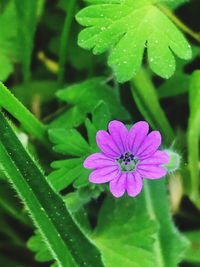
[117,152,139,172]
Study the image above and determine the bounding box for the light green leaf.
[93,195,156,267]
[76,0,192,82]
[27,231,53,262]
[187,70,200,207]
[93,179,188,267]
[0,111,104,267]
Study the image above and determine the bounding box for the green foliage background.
[0,0,200,266]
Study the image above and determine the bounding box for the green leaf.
[27,192,92,265]
[0,82,47,146]
[92,101,111,130]
[0,54,13,81]
[27,231,53,263]
[76,0,192,82]
[187,70,200,207]
[56,77,130,120]
[93,180,188,267]
[0,111,104,267]
[49,128,92,156]
[14,0,39,82]
[158,46,200,99]
[143,180,189,267]
[184,231,200,264]
[49,106,86,130]
[48,101,111,192]
[130,69,174,145]
[93,195,156,267]
[12,80,58,108]
[0,1,19,81]
[48,158,84,191]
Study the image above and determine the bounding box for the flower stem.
[58,0,77,86]
[131,69,174,145]
[157,3,200,43]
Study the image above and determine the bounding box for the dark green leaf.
[0,111,104,267]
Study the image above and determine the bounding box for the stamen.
[117,152,139,172]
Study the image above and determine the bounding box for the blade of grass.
[0,111,104,267]
[14,0,38,83]
[58,0,77,85]
[0,82,47,145]
[187,71,200,207]
[130,69,174,145]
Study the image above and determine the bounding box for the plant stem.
[158,3,200,43]
[131,69,174,145]
[58,0,77,86]
[0,82,48,146]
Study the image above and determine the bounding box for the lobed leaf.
[48,101,111,192]
[76,0,192,82]
[56,77,130,120]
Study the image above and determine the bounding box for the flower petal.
[89,166,119,184]
[137,164,167,179]
[139,150,169,165]
[84,153,116,169]
[126,121,149,155]
[108,120,128,154]
[109,173,126,198]
[126,172,143,197]
[135,131,161,159]
[96,130,121,158]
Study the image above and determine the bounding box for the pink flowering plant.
[84,120,169,198]
[0,1,200,267]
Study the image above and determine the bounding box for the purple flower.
[84,120,169,198]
